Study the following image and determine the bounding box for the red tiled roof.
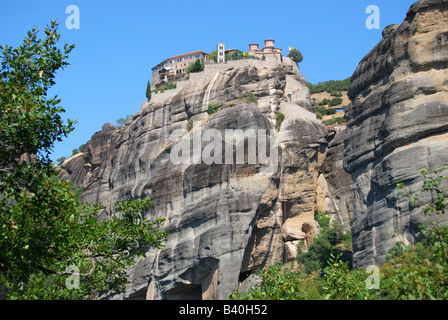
[168,50,207,61]
[152,50,208,70]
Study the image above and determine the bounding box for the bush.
[329,97,343,106]
[326,108,337,115]
[330,91,342,97]
[238,92,258,105]
[323,117,347,126]
[229,263,323,300]
[56,157,66,165]
[153,82,176,94]
[116,114,134,127]
[276,112,285,130]
[186,119,194,131]
[298,211,351,274]
[230,168,448,300]
[323,254,376,300]
[307,78,351,94]
[186,58,204,74]
[314,106,336,117]
[207,103,220,115]
[288,48,304,64]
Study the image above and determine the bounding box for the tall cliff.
[59,56,351,299]
[344,0,448,268]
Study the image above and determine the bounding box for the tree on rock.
[186,58,204,74]
[288,48,304,64]
[146,80,151,101]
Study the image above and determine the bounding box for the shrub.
[329,97,343,106]
[298,211,352,274]
[307,78,351,94]
[326,108,337,115]
[321,98,330,106]
[323,117,347,126]
[229,168,448,301]
[314,106,336,117]
[229,263,323,300]
[186,119,194,131]
[186,58,204,74]
[314,106,327,115]
[330,91,342,97]
[288,48,304,64]
[323,254,376,300]
[207,103,220,115]
[238,92,258,105]
[116,114,134,127]
[153,82,176,94]
[276,112,285,130]
[56,157,66,165]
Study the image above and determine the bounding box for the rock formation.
[344,0,448,268]
[58,0,448,298]
[59,56,347,299]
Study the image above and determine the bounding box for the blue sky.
[0,0,416,162]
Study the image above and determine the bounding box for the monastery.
[151,39,283,88]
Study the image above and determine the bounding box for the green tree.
[0,20,168,299]
[116,114,133,127]
[383,168,448,299]
[276,112,285,130]
[56,157,67,165]
[329,97,343,106]
[230,50,243,60]
[146,80,151,101]
[207,103,220,115]
[229,264,323,300]
[208,50,217,62]
[288,48,303,64]
[186,58,204,74]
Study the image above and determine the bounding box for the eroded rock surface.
[59,57,345,299]
[344,0,448,268]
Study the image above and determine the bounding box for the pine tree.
[146,80,151,101]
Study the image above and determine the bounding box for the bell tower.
[217,42,225,63]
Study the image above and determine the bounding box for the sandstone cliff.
[58,0,448,298]
[344,0,448,268]
[59,56,349,299]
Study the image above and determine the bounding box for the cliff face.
[344,0,448,268]
[58,0,448,298]
[59,57,349,299]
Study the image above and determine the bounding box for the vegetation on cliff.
[230,168,448,300]
[287,48,304,64]
[307,78,351,95]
